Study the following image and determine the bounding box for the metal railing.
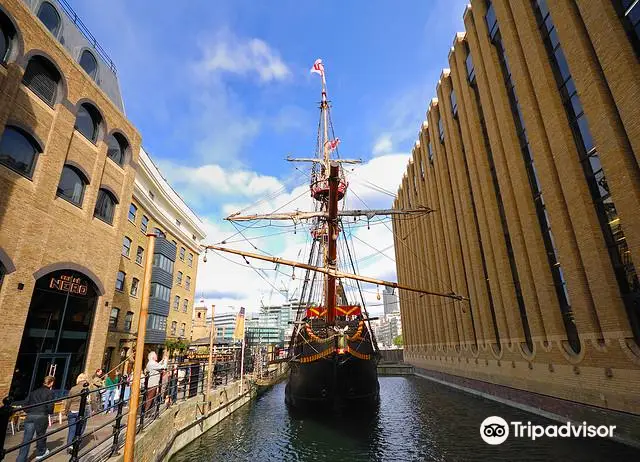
[0,360,240,461]
[54,0,118,74]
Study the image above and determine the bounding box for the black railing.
[0,360,239,461]
[53,0,118,74]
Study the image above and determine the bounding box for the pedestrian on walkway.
[16,375,55,462]
[103,372,119,413]
[64,373,89,452]
[144,351,166,412]
[90,369,105,414]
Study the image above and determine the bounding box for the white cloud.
[196,30,291,83]
[159,162,284,199]
[372,134,393,155]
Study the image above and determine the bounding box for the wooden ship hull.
[285,318,380,409]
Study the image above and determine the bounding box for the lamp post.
[123,233,156,462]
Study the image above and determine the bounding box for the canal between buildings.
[171,376,640,461]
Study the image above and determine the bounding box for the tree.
[393,335,403,346]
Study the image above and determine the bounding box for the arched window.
[74,103,102,143]
[36,2,61,37]
[106,133,128,166]
[0,11,17,64]
[79,50,98,79]
[22,55,61,106]
[0,126,41,178]
[56,165,87,206]
[94,188,117,224]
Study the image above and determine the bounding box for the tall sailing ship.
[204,59,465,410]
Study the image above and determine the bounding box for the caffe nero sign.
[49,273,88,295]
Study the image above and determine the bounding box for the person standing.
[17,375,55,461]
[90,369,105,414]
[144,351,166,412]
[64,373,89,453]
[103,372,119,413]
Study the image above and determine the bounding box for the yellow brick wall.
[394,0,640,414]
[0,0,140,395]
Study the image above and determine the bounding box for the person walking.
[17,375,55,462]
[90,369,105,414]
[64,373,89,453]
[103,372,119,413]
[144,351,166,412]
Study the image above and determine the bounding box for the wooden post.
[123,234,156,462]
[206,305,215,392]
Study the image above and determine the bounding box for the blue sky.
[74,0,469,313]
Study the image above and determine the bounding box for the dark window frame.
[36,1,61,38]
[56,164,87,206]
[0,126,42,179]
[79,49,98,80]
[22,55,61,107]
[74,103,102,143]
[106,133,128,167]
[115,271,125,292]
[94,188,118,224]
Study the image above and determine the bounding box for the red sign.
[49,274,88,295]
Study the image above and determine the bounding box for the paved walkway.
[3,410,126,462]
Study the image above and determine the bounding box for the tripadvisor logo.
[480,416,616,445]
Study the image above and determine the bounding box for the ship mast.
[325,162,340,324]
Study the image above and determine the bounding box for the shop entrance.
[10,269,99,401]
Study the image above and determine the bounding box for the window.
[613,0,640,58]
[188,253,193,267]
[22,56,60,106]
[115,271,125,291]
[180,323,186,337]
[74,103,101,143]
[465,46,476,84]
[0,126,41,178]
[176,219,181,227]
[438,117,445,143]
[149,282,170,302]
[130,278,139,297]
[173,295,180,311]
[534,0,640,343]
[420,158,425,179]
[141,215,149,233]
[185,276,191,290]
[171,321,177,336]
[136,246,144,265]
[182,299,188,313]
[128,203,137,222]
[154,227,165,238]
[106,133,128,167]
[491,1,578,353]
[79,50,98,80]
[147,314,167,331]
[485,0,499,41]
[149,190,155,200]
[192,234,196,241]
[94,188,117,224]
[427,142,434,163]
[122,236,132,257]
[56,165,87,206]
[450,90,458,118]
[179,247,185,261]
[37,2,61,37]
[0,12,16,64]
[109,307,120,329]
[176,271,183,285]
[153,253,174,274]
[124,311,134,331]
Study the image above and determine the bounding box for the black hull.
[285,353,380,411]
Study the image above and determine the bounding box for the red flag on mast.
[310,58,324,76]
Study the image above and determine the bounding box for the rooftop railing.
[54,0,118,74]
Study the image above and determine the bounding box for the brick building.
[104,147,206,373]
[393,0,640,415]
[0,0,206,398]
[0,0,140,399]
